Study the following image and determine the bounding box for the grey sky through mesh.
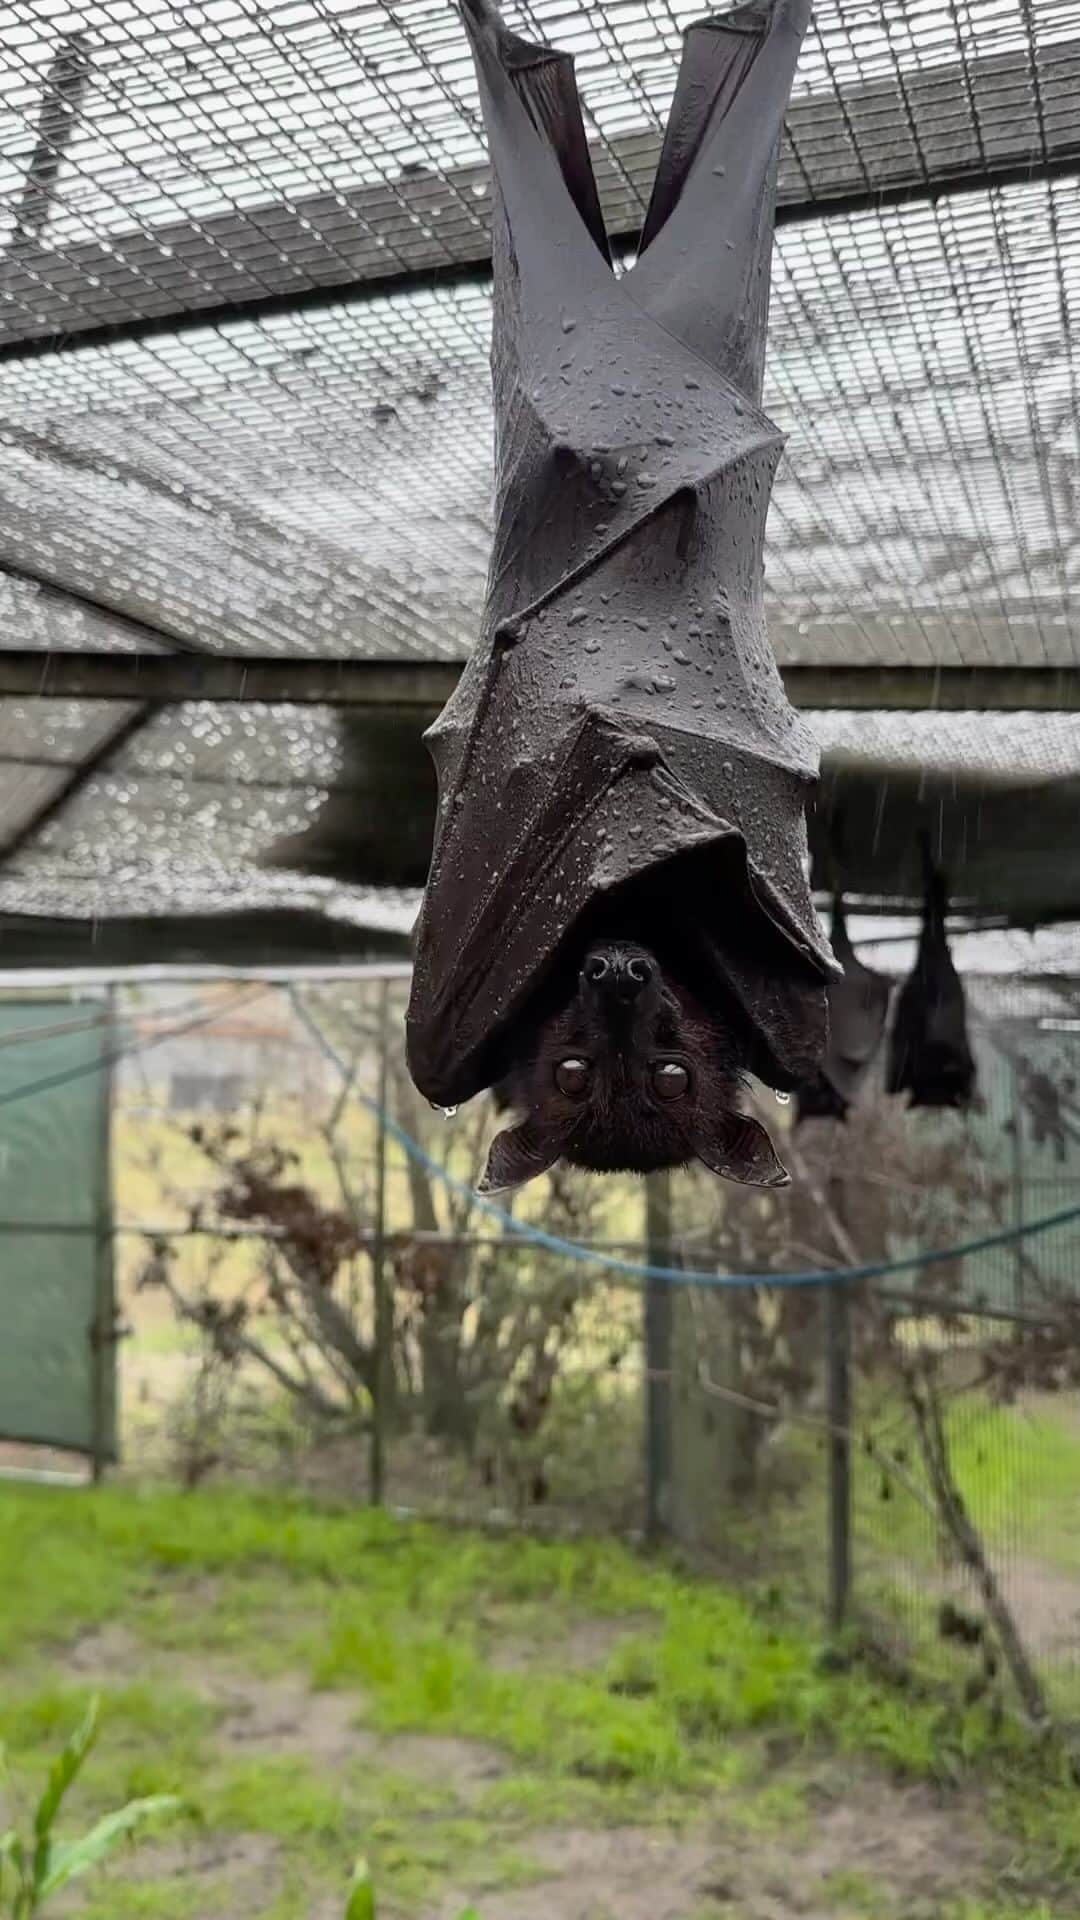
[0,0,1078,962]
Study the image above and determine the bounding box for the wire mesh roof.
[3,176,1079,669]
[3,0,1079,336]
[0,0,1078,961]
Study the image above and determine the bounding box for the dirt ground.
[61,1624,1003,1920]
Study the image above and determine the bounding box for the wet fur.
[497,941,743,1176]
[482,899,789,1192]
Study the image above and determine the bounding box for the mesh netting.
[0,1,1077,948]
[2,179,1078,668]
[2,0,1078,340]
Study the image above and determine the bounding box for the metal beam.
[0,651,457,708]
[3,151,1078,369]
[791,665,1080,713]
[0,651,1076,712]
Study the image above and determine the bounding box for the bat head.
[478,938,789,1193]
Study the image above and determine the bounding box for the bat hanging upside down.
[404,0,838,1191]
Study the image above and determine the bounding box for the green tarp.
[0,998,115,1460]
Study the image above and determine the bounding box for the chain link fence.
[42,967,1078,1719]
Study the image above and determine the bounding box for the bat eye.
[653,1062,689,1101]
[555,1057,590,1097]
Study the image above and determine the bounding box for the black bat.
[404,0,836,1190]
[796,894,891,1122]
[886,836,977,1110]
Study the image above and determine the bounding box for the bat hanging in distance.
[886,835,977,1111]
[796,893,891,1123]
[404,0,837,1191]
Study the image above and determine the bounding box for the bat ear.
[696,1111,790,1189]
[477,1121,562,1195]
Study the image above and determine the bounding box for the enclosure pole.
[90,988,117,1485]
[825,1270,852,1635]
[644,1169,674,1546]
[1010,1062,1026,1319]
[369,978,392,1506]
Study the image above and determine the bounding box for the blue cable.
[288,992,1080,1293]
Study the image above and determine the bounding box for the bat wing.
[460,0,610,264]
[797,895,891,1120]
[631,0,810,398]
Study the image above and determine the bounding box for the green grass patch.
[3,1482,1080,1916]
[0,1481,1042,1786]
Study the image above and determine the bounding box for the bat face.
[479,938,789,1193]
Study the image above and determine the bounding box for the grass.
[0,1483,994,1783]
[756,1374,1080,1633]
[2,1483,1080,1917]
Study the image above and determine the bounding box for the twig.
[694,1360,943,1528]
[148,1257,352,1425]
[898,1353,1053,1733]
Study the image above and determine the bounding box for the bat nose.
[583,950,653,1001]
[619,955,653,999]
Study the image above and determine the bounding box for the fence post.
[91,988,117,1485]
[644,1168,673,1546]
[370,978,392,1506]
[825,1272,851,1635]
[1010,1061,1026,1318]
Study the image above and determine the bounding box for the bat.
[796,893,891,1122]
[886,835,977,1110]
[404,0,836,1188]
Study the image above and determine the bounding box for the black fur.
[479,934,788,1194]
[887,838,977,1110]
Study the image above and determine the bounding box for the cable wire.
[288,990,1080,1293]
